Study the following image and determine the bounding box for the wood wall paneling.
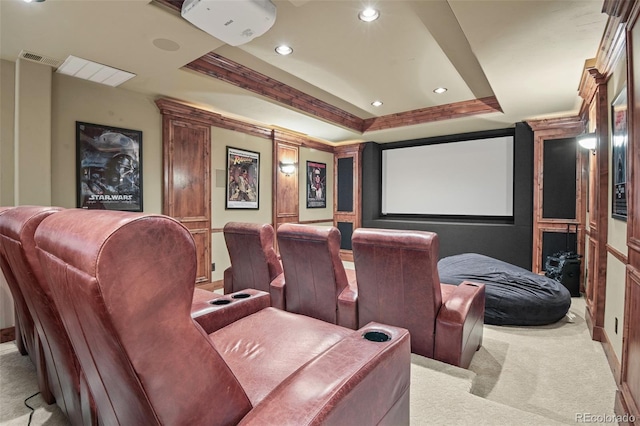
[528,118,585,275]
[161,116,211,284]
[274,138,300,227]
[576,62,610,342]
[619,1,640,420]
[333,144,363,260]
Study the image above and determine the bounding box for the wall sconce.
[577,132,597,153]
[279,162,296,176]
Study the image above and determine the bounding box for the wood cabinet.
[157,101,212,284]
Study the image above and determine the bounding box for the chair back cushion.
[352,228,443,358]
[35,209,251,426]
[0,207,37,361]
[0,206,90,423]
[277,224,347,324]
[223,222,282,293]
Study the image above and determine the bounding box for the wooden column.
[272,130,301,231]
[156,100,213,284]
[618,0,640,420]
[577,63,610,342]
[333,143,363,261]
[528,117,586,278]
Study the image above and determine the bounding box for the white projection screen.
[382,136,514,216]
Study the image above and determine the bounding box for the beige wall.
[0,60,16,330]
[604,54,628,360]
[0,59,336,328]
[1,59,15,206]
[210,127,274,282]
[52,73,163,212]
[15,59,52,206]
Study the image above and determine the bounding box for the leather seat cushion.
[209,307,352,406]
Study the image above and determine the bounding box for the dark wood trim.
[185,54,504,135]
[155,98,272,140]
[601,326,623,384]
[155,98,335,152]
[0,326,15,344]
[527,116,585,273]
[607,243,629,264]
[362,97,501,132]
[187,54,363,132]
[299,218,334,224]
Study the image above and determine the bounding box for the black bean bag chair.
[437,253,571,326]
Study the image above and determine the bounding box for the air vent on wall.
[18,50,63,68]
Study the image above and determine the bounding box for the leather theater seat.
[34,209,411,425]
[223,222,285,309]
[352,227,485,368]
[276,223,358,329]
[0,206,97,424]
[0,207,35,359]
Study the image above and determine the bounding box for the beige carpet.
[0,297,618,425]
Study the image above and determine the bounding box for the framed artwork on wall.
[76,121,142,212]
[306,161,327,208]
[611,84,628,221]
[226,146,260,209]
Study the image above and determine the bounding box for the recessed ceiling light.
[359,7,380,22]
[275,45,293,55]
[371,100,383,107]
[23,0,45,3]
[433,87,448,94]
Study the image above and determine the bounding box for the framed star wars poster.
[76,122,142,211]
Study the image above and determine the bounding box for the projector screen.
[381,136,514,217]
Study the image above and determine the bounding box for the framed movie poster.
[76,121,142,211]
[306,161,327,208]
[226,147,260,209]
[612,84,628,220]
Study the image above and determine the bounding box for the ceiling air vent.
[18,50,63,68]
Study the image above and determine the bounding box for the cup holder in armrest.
[232,293,251,299]
[210,299,231,306]
[363,331,391,342]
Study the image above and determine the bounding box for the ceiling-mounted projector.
[181,0,277,46]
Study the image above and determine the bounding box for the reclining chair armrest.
[337,280,358,330]
[192,289,271,334]
[270,272,286,310]
[435,281,485,368]
[238,323,410,426]
[223,266,233,294]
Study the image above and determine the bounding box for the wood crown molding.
[157,0,503,136]
[526,115,585,133]
[155,98,334,152]
[185,53,503,135]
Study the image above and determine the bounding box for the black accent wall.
[361,122,534,269]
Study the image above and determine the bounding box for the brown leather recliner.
[276,223,358,329]
[0,206,97,424]
[352,228,485,369]
[35,209,411,425]
[0,207,35,359]
[223,222,285,309]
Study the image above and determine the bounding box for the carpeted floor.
[0,297,619,425]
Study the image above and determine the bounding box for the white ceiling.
[0,0,608,144]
